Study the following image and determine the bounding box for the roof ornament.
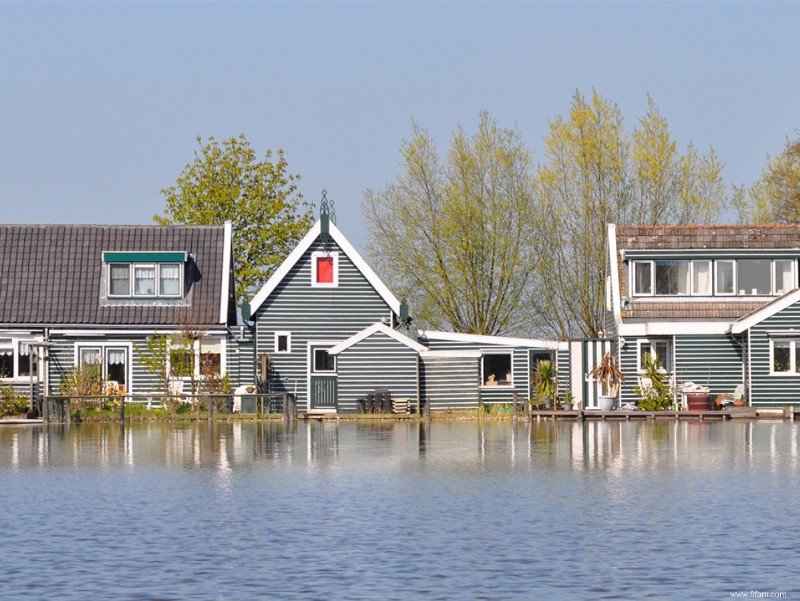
[320,190,336,253]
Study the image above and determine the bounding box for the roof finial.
[320,190,335,252]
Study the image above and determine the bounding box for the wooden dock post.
[524,395,530,423]
[512,393,518,422]
[425,398,431,423]
[120,395,125,423]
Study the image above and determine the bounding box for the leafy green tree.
[738,136,800,224]
[155,134,313,299]
[531,90,729,339]
[363,112,536,335]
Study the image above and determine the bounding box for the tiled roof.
[616,224,800,250]
[0,224,229,326]
[622,300,767,320]
[614,225,800,321]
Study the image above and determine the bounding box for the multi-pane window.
[771,339,800,375]
[107,263,183,298]
[169,337,225,379]
[77,346,128,392]
[0,339,38,379]
[638,339,672,373]
[632,258,797,297]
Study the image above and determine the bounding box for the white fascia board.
[418,330,567,351]
[729,288,800,334]
[249,220,402,316]
[618,321,733,337]
[220,220,233,324]
[608,223,623,329]
[420,350,483,360]
[329,323,428,355]
[49,328,229,337]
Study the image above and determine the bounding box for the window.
[482,352,513,387]
[199,338,222,377]
[275,332,291,353]
[738,259,771,295]
[638,339,672,373]
[76,345,128,391]
[168,337,225,380]
[0,339,34,379]
[715,260,735,295]
[107,263,183,298]
[655,260,690,295]
[770,339,800,375]
[159,264,181,296]
[632,261,652,295]
[774,260,796,295]
[692,260,712,295]
[110,264,131,296]
[311,252,338,287]
[313,349,335,373]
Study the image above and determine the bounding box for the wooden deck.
[528,406,800,421]
[0,417,43,425]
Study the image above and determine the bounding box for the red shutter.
[317,257,334,283]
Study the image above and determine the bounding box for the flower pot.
[562,403,574,411]
[544,396,553,409]
[598,395,616,411]
[686,393,712,412]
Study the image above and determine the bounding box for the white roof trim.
[608,223,623,330]
[329,323,428,355]
[220,220,233,324]
[420,350,482,360]
[418,330,566,351]
[249,220,401,315]
[618,321,733,336]
[729,288,800,334]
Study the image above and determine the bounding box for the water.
[1,420,799,600]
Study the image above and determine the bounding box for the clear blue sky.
[2,2,799,251]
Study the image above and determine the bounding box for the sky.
[2,2,799,252]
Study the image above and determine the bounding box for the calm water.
[1,419,799,600]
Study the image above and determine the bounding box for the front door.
[309,346,337,411]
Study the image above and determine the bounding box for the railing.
[40,392,296,423]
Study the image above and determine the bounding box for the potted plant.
[634,353,673,411]
[560,390,576,411]
[534,359,557,409]
[589,352,624,411]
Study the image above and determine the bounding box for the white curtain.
[159,264,181,295]
[106,349,127,365]
[134,266,156,295]
[693,261,711,295]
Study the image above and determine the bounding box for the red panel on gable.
[317,257,334,283]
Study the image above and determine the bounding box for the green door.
[310,346,337,411]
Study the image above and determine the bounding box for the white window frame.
[773,260,796,295]
[631,260,654,297]
[714,260,736,296]
[691,260,713,296]
[637,338,672,374]
[74,342,133,392]
[770,338,800,376]
[311,347,336,374]
[311,251,339,288]
[480,351,514,388]
[0,338,39,381]
[655,260,691,296]
[274,331,292,354]
[107,263,184,298]
[166,336,227,381]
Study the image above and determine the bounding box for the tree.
[155,134,313,299]
[362,112,536,335]
[531,90,729,339]
[738,136,800,224]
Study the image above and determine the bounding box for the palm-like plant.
[589,352,625,397]
[534,359,558,405]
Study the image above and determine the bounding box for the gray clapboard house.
[606,223,800,407]
[0,223,237,404]
[417,331,566,409]
[248,217,409,413]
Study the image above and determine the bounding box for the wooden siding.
[335,331,420,413]
[749,302,800,406]
[619,335,743,405]
[254,237,394,409]
[419,355,479,410]
[420,339,539,405]
[227,327,255,387]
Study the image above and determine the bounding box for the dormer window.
[104,252,186,299]
[632,258,798,298]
